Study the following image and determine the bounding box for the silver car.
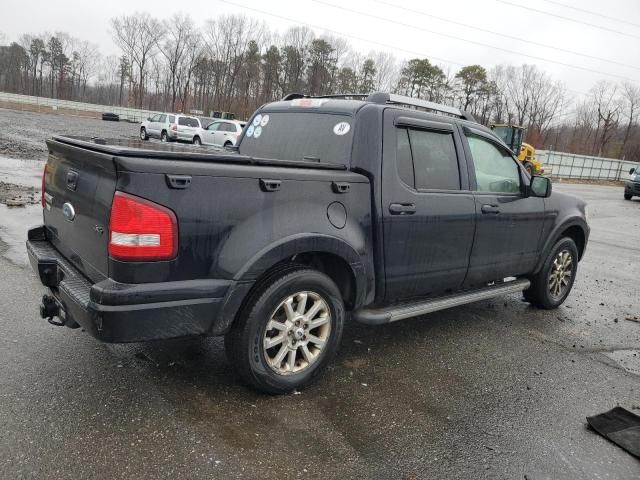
[140,114,204,143]
[197,120,246,147]
[140,113,177,142]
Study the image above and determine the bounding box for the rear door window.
[409,129,460,190]
[159,114,166,122]
[168,115,175,123]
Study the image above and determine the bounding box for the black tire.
[193,136,201,146]
[524,237,579,309]
[225,266,345,394]
[224,141,233,148]
[140,127,148,140]
[523,161,534,175]
[161,131,168,142]
[624,193,632,200]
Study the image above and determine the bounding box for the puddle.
[0,203,42,266]
[0,156,43,188]
[604,350,640,376]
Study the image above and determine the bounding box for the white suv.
[140,114,204,144]
[197,120,246,147]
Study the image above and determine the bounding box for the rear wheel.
[624,193,632,200]
[140,127,147,140]
[524,237,578,309]
[523,161,534,175]
[161,131,168,142]
[224,141,233,148]
[225,266,344,394]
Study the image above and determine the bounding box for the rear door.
[460,127,545,286]
[43,139,117,281]
[381,110,476,302]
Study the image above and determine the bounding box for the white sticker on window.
[253,126,262,139]
[260,114,270,127]
[333,122,350,136]
[252,114,262,127]
[246,125,255,138]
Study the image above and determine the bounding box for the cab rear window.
[238,112,353,164]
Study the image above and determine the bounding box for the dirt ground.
[0,107,139,206]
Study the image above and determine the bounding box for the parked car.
[198,119,246,147]
[140,114,204,144]
[140,113,177,142]
[29,92,589,394]
[101,112,119,121]
[624,167,640,200]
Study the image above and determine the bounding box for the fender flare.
[211,233,371,335]
[533,217,589,274]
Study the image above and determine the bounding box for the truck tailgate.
[43,138,117,281]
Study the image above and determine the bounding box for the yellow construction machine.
[490,124,543,175]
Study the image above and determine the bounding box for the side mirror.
[630,168,636,175]
[530,176,552,198]
[147,117,152,121]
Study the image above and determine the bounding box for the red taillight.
[108,192,178,261]
[41,163,48,208]
[170,123,177,131]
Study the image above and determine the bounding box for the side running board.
[353,279,531,325]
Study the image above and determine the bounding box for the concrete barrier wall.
[535,151,637,181]
[0,91,161,123]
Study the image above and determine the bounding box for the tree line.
[0,13,639,161]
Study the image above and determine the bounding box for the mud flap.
[587,407,640,459]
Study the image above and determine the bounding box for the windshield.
[238,112,354,164]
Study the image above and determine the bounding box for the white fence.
[537,150,637,181]
[0,91,161,122]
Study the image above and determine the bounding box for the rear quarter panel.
[111,159,374,304]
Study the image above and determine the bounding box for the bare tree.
[110,13,164,108]
[590,81,621,156]
[620,81,640,159]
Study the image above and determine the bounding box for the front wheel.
[524,237,579,309]
[193,136,201,146]
[140,127,148,140]
[624,193,632,200]
[225,266,344,394]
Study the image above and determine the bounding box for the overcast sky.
[2,0,639,98]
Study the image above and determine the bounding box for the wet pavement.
[0,180,638,479]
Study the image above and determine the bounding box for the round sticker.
[253,114,262,127]
[246,125,255,137]
[260,114,270,127]
[333,122,351,136]
[253,126,262,139]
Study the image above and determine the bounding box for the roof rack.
[281,92,477,122]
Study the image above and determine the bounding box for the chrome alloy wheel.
[549,249,573,298]
[263,291,331,375]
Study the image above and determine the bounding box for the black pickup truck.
[28,92,589,393]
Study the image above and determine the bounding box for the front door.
[382,111,476,302]
[204,122,221,145]
[460,126,545,287]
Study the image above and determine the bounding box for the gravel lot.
[0,110,638,479]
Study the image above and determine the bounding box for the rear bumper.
[27,226,232,343]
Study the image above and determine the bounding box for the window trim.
[461,126,525,196]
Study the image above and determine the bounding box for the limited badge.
[333,122,350,135]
